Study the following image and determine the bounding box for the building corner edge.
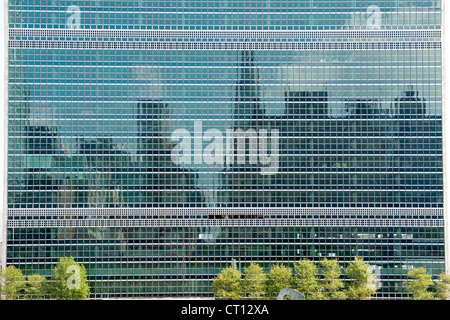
[0,0,8,272]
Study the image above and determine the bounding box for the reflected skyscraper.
[233,50,265,128]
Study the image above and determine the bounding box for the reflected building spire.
[233,50,265,128]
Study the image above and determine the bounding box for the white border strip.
[8,40,441,51]
[442,0,450,276]
[6,218,444,228]
[8,28,442,40]
[0,0,8,271]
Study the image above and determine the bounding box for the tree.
[25,274,46,300]
[212,266,243,300]
[293,259,324,300]
[405,267,436,300]
[435,273,450,300]
[47,257,90,300]
[0,265,26,300]
[266,264,293,300]
[345,257,377,300]
[321,258,347,300]
[243,263,267,300]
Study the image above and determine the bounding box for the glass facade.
[7,0,443,299]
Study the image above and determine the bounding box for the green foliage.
[405,268,437,300]
[210,259,450,301]
[47,257,90,300]
[321,259,347,300]
[265,264,293,300]
[293,259,324,300]
[25,274,46,300]
[243,263,267,300]
[0,258,89,300]
[0,265,26,300]
[212,266,244,300]
[0,266,25,300]
[344,257,377,300]
[435,273,450,300]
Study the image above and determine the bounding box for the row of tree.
[0,257,90,300]
[212,257,450,300]
[406,267,450,300]
[2,257,448,300]
[213,257,376,300]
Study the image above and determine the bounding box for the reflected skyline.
[6,0,444,300]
